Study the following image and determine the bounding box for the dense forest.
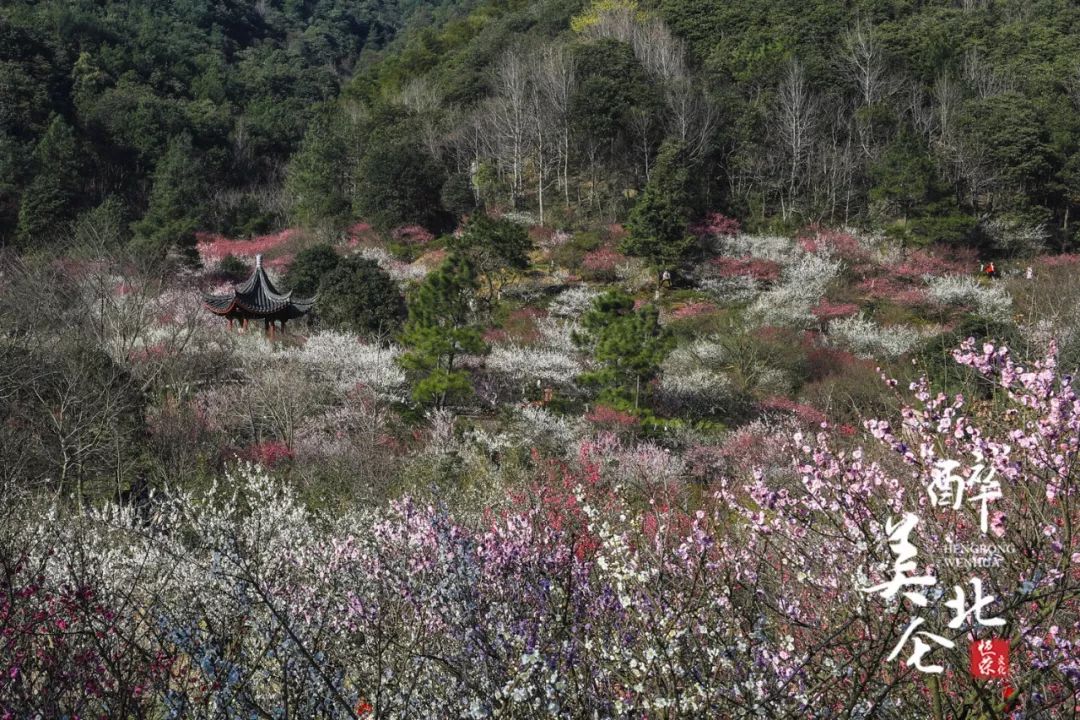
[0,0,472,249]
[5,1,1080,718]
[5,0,1080,256]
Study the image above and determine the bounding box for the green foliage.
[0,0,461,244]
[71,196,130,249]
[353,130,445,231]
[550,229,603,269]
[399,255,487,407]
[216,254,250,281]
[962,92,1055,210]
[130,134,207,263]
[317,257,406,340]
[570,37,658,150]
[451,214,532,300]
[285,110,353,228]
[871,133,975,246]
[285,243,341,296]
[622,141,696,275]
[16,115,80,248]
[911,315,1026,401]
[574,290,674,407]
[440,172,478,219]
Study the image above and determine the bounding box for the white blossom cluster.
[487,344,582,389]
[749,251,842,328]
[615,256,653,292]
[659,338,735,409]
[982,216,1049,256]
[697,275,759,305]
[283,331,406,395]
[926,274,1013,320]
[355,245,430,283]
[548,285,600,318]
[827,315,923,359]
[714,233,794,262]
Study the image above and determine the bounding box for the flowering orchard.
[2,340,1078,718]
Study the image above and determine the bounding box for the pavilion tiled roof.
[202,254,315,320]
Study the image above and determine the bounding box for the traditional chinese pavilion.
[202,254,315,336]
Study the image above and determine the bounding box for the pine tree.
[450,213,532,303]
[398,255,486,408]
[16,115,80,248]
[130,133,207,263]
[284,111,351,228]
[621,140,696,287]
[574,289,673,408]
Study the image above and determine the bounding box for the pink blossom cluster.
[390,225,435,246]
[858,276,928,306]
[811,299,859,320]
[759,395,828,426]
[582,245,627,275]
[797,225,870,263]
[707,255,781,282]
[891,247,974,278]
[690,212,741,239]
[195,228,302,267]
[345,221,377,247]
[1036,253,1080,268]
[239,439,294,467]
[585,404,639,428]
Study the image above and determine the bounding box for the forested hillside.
[6,0,1080,257]
[270,0,1080,254]
[0,0,472,250]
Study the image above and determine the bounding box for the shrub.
[811,300,859,321]
[285,331,406,395]
[486,344,582,390]
[796,226,871,264]
[317,257,406,340]
[550,230,603,269]
[284,243,340,296]
[707,256,781,283]
[548,285,600,318]
[858,277,927,307]
[581,245,627,280]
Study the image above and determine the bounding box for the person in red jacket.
[985,261,997,279]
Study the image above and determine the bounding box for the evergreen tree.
[285,243,341,296]
[398,255,486,408]
[16,115,79,248]
[574,289,674,409]
[130,134,207,262]
[440,172,477,219]
[871,132,975,246]
[621,140,696,286]
[450,213,532,302]
[317,256,405,340]
[284,111,351,228]
[353,133,444,231]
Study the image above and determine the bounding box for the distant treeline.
[5,0,1080,257]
